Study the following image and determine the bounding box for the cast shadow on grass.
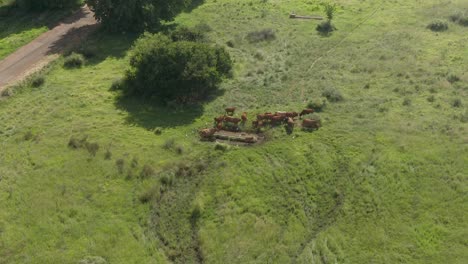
[0,3,85,40]
[115,89,225,129]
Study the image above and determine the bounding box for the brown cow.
[225,107,236,116]
[241,112,248,122]
[287,117,295,128]
[214,115,225,123]
[252,120,264,128]
[225,116,241,125]
[275,111,287,117]
[199,128,217,138]
[286,112,298,118]
[299,109,314,118]
[216,122,223,130]
[271,115,285,125]
[302,119,321,129]
[264,113,275,120]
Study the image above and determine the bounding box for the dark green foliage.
[323,2,336,20]
[16,0,80,10]
[447,74,460,83]
[104,149,112,160]
[170,25,207,42]
[116,159,125,173]
[452,98,462,108]
[307,98,327,112]
[427,20,448,31]
[85,0,192,32]
[31,75,45,88]
[163,138,175,150]
[403,98,412,106]
[85,142,99,156]
[63,52,85,68]
[124,33,232,103]
[246,29,276,43]
[140,164,156,179]
[316,20,336,35]
[449,11,468,26]
[322,87,343,102]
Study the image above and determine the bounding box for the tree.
[324,2,336,20]
[16,0,80,10]
[86,0,192,32]
[317,2,337,35]
[123,33,232,103]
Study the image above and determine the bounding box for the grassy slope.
[0,0,467,263]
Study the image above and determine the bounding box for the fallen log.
[289,13,323,20]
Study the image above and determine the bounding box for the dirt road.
[0,5,97,92]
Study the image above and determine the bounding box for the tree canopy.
[16,0,80,10]
[86,0,192,31]
[123,33,232,103]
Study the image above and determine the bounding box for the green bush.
[452,98,462,108]
[170,25,206,42]
[322,87,343,102]
[246,29,276,43]
[447,74,460,83]
[31,75,45,88]
[307,98,327,112]
[124,33,232,103]
[316,20,336,35]
[63,52,85,68]
[427,20,448,31]
[450,11,468,26]
[86,0,192,32]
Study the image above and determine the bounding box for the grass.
[0,2,78,60]
[1,0,468,263]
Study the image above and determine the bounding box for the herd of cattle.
[199,107,321,139]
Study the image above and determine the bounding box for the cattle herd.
[199,107,321,140]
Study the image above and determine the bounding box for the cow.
[241,112,248,122]
[302,119,321,130]
[275,111,287,117]
[225,116,241,125]
[299,109,315,118]
[252,120,264,128]
[286,112,299,118]
[287,117,295,128]
[214,115,225,123]
[225,107,236,116]
[199,128,218,138]
[264,113,275,120]
[271,115,285,125]
[216,122,223,130]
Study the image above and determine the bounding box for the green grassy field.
[1,0,467,263]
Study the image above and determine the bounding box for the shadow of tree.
[115,96,204,129]
[115,88,224,129]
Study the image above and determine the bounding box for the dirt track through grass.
[0,5,96,91]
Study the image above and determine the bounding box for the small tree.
[324,3,336,20]
[123,33,232,103]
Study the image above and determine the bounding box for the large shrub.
[16,0,80,10]
[124,33,232,103]
[86,0,192,31]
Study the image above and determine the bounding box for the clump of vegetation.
[138,185,158,203]
[307,98,327,112]
[63,52,85,69]
[31,75,45,88]
[17,0,81,11]
[86,0,193,31]
[85,142,100,156]
[154,127,162,135]
[116,159,125,174]
[427,20,449,31]
[403,98,412,106]
[214,143,230,152]
[1,88,13,97]
[317,3,337,35]
[322,87,343,102]
[175,145,184,155]
[449,11,468,26]
[163,138,175,150]
[68,135,89,149]
[447,74,460,83]
[104,149,112,160]
[452,98,462,108]
[78,256,107,264]
[110,78,124,91]
[170,25,207,42]
[427,95,435,102]
[23,131,34,141]
[123,33,232,103]
[246,29,276,43]
[140,164,156,179]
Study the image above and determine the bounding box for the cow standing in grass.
[299,109,314,118]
